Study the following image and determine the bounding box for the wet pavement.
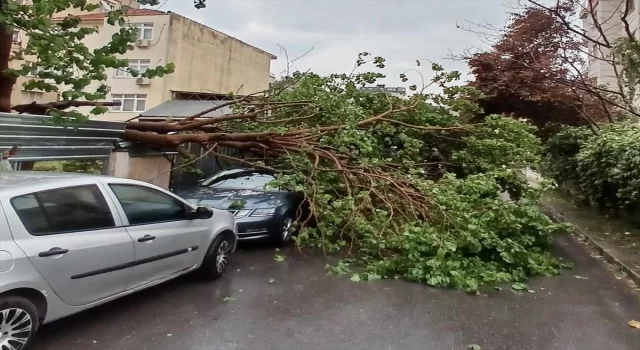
[31,234,640,350]
[542,190,640,283]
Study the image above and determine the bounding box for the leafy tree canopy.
[467,2,609,132]
[1,1,569,291]
[122,56,569,291]
[0,0,180,118]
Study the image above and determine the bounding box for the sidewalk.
[541,190,640,285]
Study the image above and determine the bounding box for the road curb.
[541,205,640,287]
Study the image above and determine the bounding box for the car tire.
[273,213,298,247]
[0,296,39,350]
[197,233,233,281]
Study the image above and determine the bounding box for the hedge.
[542,123,640,214]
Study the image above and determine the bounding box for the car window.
[109,184,190,225]
[208,173,276,190]
[11,185,115,236]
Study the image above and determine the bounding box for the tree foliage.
[1,1,569,291]
[523,0,640,124]
[543,123,640,215]
[0,0,177,117]
[468,2,611,132]
[121,56,569,291]
[541,125,592,191]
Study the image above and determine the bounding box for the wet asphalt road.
[31,234,640,350]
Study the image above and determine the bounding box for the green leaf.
[228,199,246,210]
[274,254,286,262]
[366,273,382,281]
[500,252,514,264]
[350,273,361,282]
[511,282,528,291]
[468,345,482,350]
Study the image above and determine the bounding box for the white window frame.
[131,23,154,40]
[23,61,41,77]
[114,59,151,78]
[12,30,20,44]
[20,91,43,104]
[111,94,147,112]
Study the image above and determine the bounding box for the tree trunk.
[0,0,16,113]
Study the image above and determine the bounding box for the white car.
[0,171,237,349]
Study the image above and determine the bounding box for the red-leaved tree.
[467,2,613,134]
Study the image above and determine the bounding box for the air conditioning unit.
[135,39,150,47]
[136,77,151,85]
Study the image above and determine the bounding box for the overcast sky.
[155,0,519,88]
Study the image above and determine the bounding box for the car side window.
[10,185,115,236]
[109,184,190,225]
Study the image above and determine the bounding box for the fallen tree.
[2,1,569,291]
[121,63,569,291]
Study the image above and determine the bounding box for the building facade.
[10,0,276,121]
[582,0,638,87]
[358,84,407,98]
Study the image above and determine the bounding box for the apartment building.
[359,84,407,98]
[582,0,638,87]
[10,0,276,121]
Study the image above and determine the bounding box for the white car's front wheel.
[197,233,233,280]
[0,296,39,350]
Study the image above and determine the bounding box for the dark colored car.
[177,168,306,245]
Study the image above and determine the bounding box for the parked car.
[177,168,308,245]
[0,171,237,350]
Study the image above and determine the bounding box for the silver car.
[0,172,237,349]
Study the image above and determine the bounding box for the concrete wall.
[9,4,274,122]
[108,151,173,189]
[585,0,640,88]
[99,14,172,121]
[162,13,274,100]
[8,17,59,107]
[56,0,140,17]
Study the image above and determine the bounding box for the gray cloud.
[157,0,515,87]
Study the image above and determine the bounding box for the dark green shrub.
[544,123,640,214]
[541,126,593,192]
[575,124,640,212]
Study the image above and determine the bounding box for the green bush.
[543,123,640,213]
[62,160,104,174]
[541,126,593,192]
[575,124,640,211]
[33,162,63,172]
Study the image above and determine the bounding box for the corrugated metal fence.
[0,112,125,174]
[0,112,258,187]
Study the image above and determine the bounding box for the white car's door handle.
[137,234,156,243]
[38,247,69,257]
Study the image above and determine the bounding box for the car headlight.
[250,208,276,217]
[234,209,252,218]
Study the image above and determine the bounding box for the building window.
[131,23,154,40]
[11,30,20,44]
[23,61,41,77]
[100,0,116,11]
[20,91,43,104]
[590,42,598,58]
[111,94,147,112]
[114,59,150,78]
